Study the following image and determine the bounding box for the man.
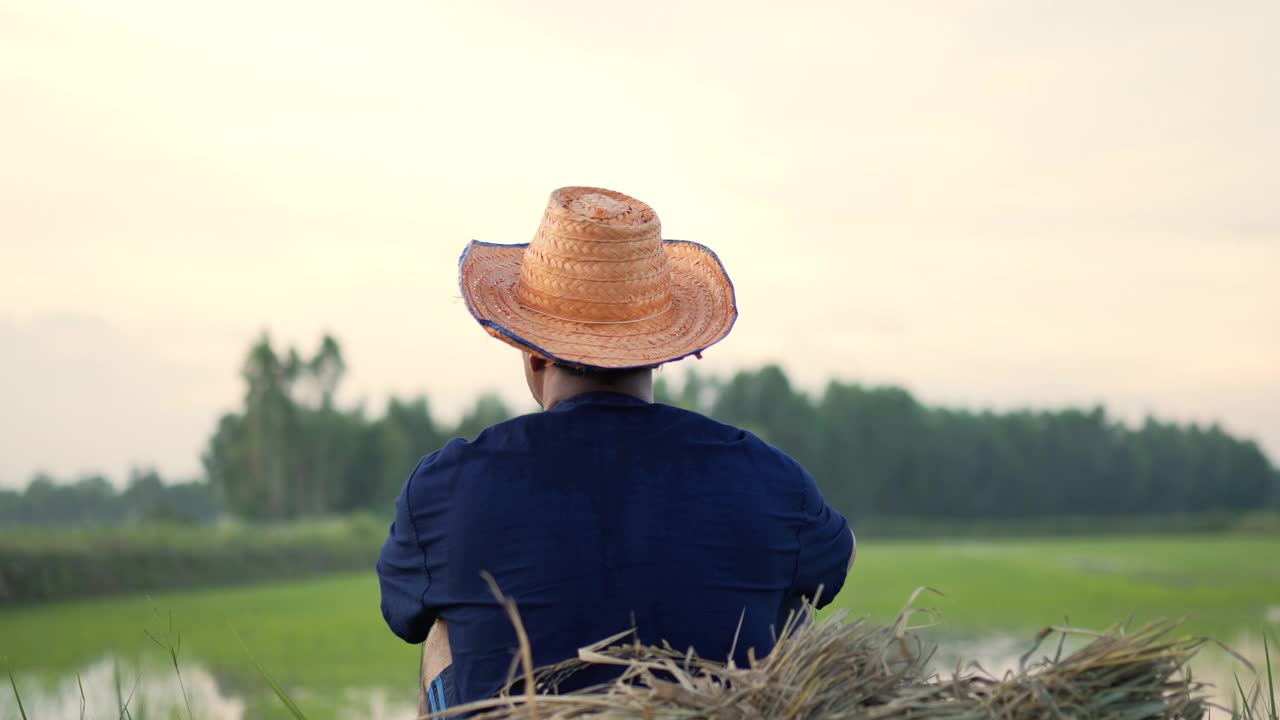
[377,187,854,714]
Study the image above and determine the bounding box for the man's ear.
[528,355,549,373]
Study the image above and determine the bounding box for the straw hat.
[458,187,737,369]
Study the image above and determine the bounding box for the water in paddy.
[6,620,1276,720]
[2,655,416,720]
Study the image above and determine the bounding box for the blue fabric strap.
[427,665,457,714]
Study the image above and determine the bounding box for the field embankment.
[4,512,1277,608]
[0,515,386,607]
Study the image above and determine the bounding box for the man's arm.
[792,466,854,607]
[419,619,451,714]
[376,456,439,644]
[379,444,468,710]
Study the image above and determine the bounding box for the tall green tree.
[203,333,368,520]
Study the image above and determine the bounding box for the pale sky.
[1,0,1277,488]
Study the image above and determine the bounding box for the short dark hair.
[553,362,655,385]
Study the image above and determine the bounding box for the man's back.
[378,391,853,705]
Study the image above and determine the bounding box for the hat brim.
[459,239,737,369]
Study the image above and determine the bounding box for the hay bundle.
[439,591,1213,719]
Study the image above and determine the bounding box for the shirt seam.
[404,454,433,608]
[789,465,808,594]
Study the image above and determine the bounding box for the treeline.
[680,367,1278,523]
[203,335,1276,523]
[7,335,1277,528]
[0,469,219,528]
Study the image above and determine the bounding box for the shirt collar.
[548,391,652,413]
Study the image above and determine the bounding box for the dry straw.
[429,588,1220,720]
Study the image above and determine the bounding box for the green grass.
[0,573,414,687]
[831,535,1280,640]
[2,533,1277,719]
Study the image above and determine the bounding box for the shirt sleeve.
[376,445,460,644]
[791,465,853,608]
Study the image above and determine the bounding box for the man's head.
[522,352,655,409]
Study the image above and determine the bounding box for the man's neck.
[541,373,654,410]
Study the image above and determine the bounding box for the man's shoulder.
[406,408,570,473]
[430,406,546,450]
[622,401,786,450]
[651,401,749,435]
[649,405,808,470]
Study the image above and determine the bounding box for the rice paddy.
[2,534,1277,719]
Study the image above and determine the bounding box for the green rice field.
[3,534,1278,719]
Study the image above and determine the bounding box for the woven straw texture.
[459,187,737,369]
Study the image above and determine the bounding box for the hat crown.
[515,187,673,323]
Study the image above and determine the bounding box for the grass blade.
[1237,673,1255,719]
[78,671,87,720]
[114,660,139,720]
[119,688,139,720]
[146,605,195,720]
[1266,633,1277,720]
[234,629,310,720]
[114,659,124,714]
[7,671,29,720]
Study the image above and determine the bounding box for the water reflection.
[0,656,419,720]
[336,687,418,720]
[2,655,244,720]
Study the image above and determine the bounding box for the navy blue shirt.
[376,392,852,705]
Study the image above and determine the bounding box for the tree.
[203,334,371,520]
